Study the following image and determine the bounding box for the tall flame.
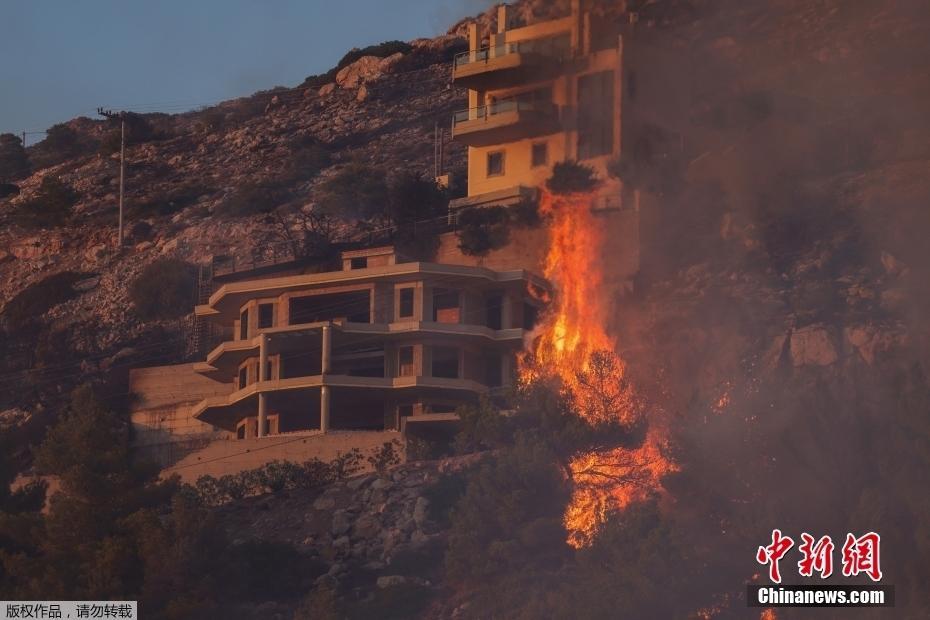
[520,189,675,547]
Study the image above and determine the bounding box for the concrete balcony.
[452,99,560,147]
[191,374,488,431]
[452,33,571,90]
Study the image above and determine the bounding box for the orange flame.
[519,189,675,547]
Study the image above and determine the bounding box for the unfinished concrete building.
[129,0,640,478]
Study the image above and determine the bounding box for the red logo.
[757,530,882,583]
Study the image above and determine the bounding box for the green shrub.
[302,40,411,88]
[1,271,88,331]
[216,181,290,218]
[13,176,79,228]
[546,160,599,195]
[97,112,158,156]
[422,471,468,526]
[455,206,510,256]
[0,182,20,199]
[286,136,332,182]
[0,133,29,181]
[129,258,196,320]
[315,163,387,220]
[366,440,402,474]
[444,438,570,581]
[452,397,509,453]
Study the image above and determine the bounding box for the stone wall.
[163,430,401,482]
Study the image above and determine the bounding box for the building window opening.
[431,346,460,379]
[432,289,460,323]
[531,142,548,168]
[398,346,415,377]
[238,366,248,389]
[289,290,371,324]
[258,303,274,329]
[487,151,505,177]
[350,256,368,270]
[237,423,246,440]
[486,295,503,330]
[398,287,415,319]
[523,303,539,330]
[485,354,503,387]
[239,308,249,340]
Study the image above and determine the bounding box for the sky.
[0,0,491,140]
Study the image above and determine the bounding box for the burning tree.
[518,179,676,547]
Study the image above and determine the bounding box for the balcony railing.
[452,97,557,128]
[453,34,571,69]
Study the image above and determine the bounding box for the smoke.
[580,0,930,614]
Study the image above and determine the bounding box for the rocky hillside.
[0,35,469,421]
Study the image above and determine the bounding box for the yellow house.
[450,0,626,211]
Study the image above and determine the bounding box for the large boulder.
[789,326,838,367]
[335,53,404,89]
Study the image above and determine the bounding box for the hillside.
[1,0,930,617]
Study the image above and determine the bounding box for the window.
[487,151,505,177]
[398,346,415,377]
[432,289,460,323]
[531,142,548,168]
[258,303,274,329]
[398,288,415,319]
[239,308,249,340]
[523,303,539,330]
[431,346,459,379]
[264,359,273,381]
[238,366,248,389]
[577,70,615,159]
[350,256,367,270]
[485,354,503,387]
[486,295,503,330]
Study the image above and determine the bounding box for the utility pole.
[97,107,126,246]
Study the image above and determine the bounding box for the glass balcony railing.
[452,98,557,127]
[453,34,571,69]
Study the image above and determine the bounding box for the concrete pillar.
[258,333,268,437]
[501,294,514,329]
[320,386,331,433]
[257,393,267,438]
[497,4,509,34]
[321,324,332,374]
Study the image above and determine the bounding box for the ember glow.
[520,189,675,547]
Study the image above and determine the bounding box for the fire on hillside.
[518,188,676,548]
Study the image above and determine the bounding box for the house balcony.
[452,99,561,147]
[452,34,570,90]
[191,374,489,431]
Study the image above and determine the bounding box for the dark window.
[398,288,415,319]
[264,360,273,381]
[237,424,246,440]
[258,303,274,329]
[577,70,615,159]
[238,366,248,389]
[289,290,371,324]
[398,346,415,377]
[239,308,249,340]
[350,256,367,269]
[485,354,503,387]
[531,142,548,167]
[486,295,503,330]
[523,303,539,330]
[398,404,413,418]
[487,151,504,177]
[431,346,459,379]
